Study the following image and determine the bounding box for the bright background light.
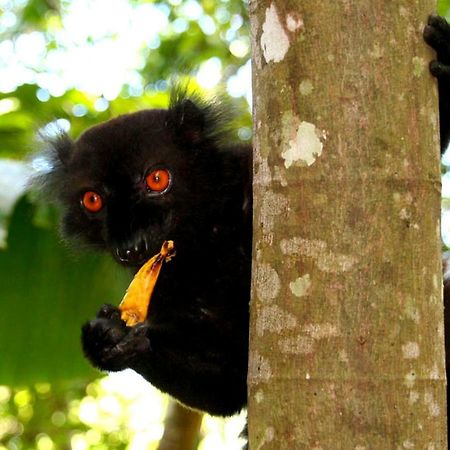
[0,0,251,100]
[0,0,168,97]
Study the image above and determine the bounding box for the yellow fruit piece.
[119,240,175,326]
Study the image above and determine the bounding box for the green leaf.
[438,0,450,17]
[0,198,131,385]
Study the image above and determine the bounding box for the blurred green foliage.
[0,198,131,385]
[438,0,450,18]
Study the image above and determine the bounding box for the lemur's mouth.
[113,239,152,268]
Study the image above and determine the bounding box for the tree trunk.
[157,401,202,450]
[248,1,446,448]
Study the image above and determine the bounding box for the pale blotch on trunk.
[260,3,290,63]
[289,273,311,297]
[281,120,324,168]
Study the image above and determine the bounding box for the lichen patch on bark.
[256,304,298,337]
[248,351,273,385]
[281,121,324,168]
[299,79,314,96]
[402,341,420,359]
[278,335,314,354]
[289,274,311,297]
[254,262,281,301]
[280,237,358,273]
[260,3,290,63]
[286,13,304,32]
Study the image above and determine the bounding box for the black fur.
[35,92,252,416]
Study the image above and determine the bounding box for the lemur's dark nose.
[115,239,149,267]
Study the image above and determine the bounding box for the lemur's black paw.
[430,60,450,78]
[424,14,450,61]
[96,303,122,320]
[81,304,151,372]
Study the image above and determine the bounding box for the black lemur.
[37,91,252,416]
[35,13,450,423]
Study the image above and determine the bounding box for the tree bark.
[157,401,202,450]
[248,1,446,448]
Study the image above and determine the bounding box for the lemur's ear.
[30,132,75,201]
[167,87,236,149]
[168,98,207,146]
[49,132,75,166]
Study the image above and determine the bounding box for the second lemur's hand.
[424,14,450,153]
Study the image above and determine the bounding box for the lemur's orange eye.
[82,191,103,213]
[145,169,171,193]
